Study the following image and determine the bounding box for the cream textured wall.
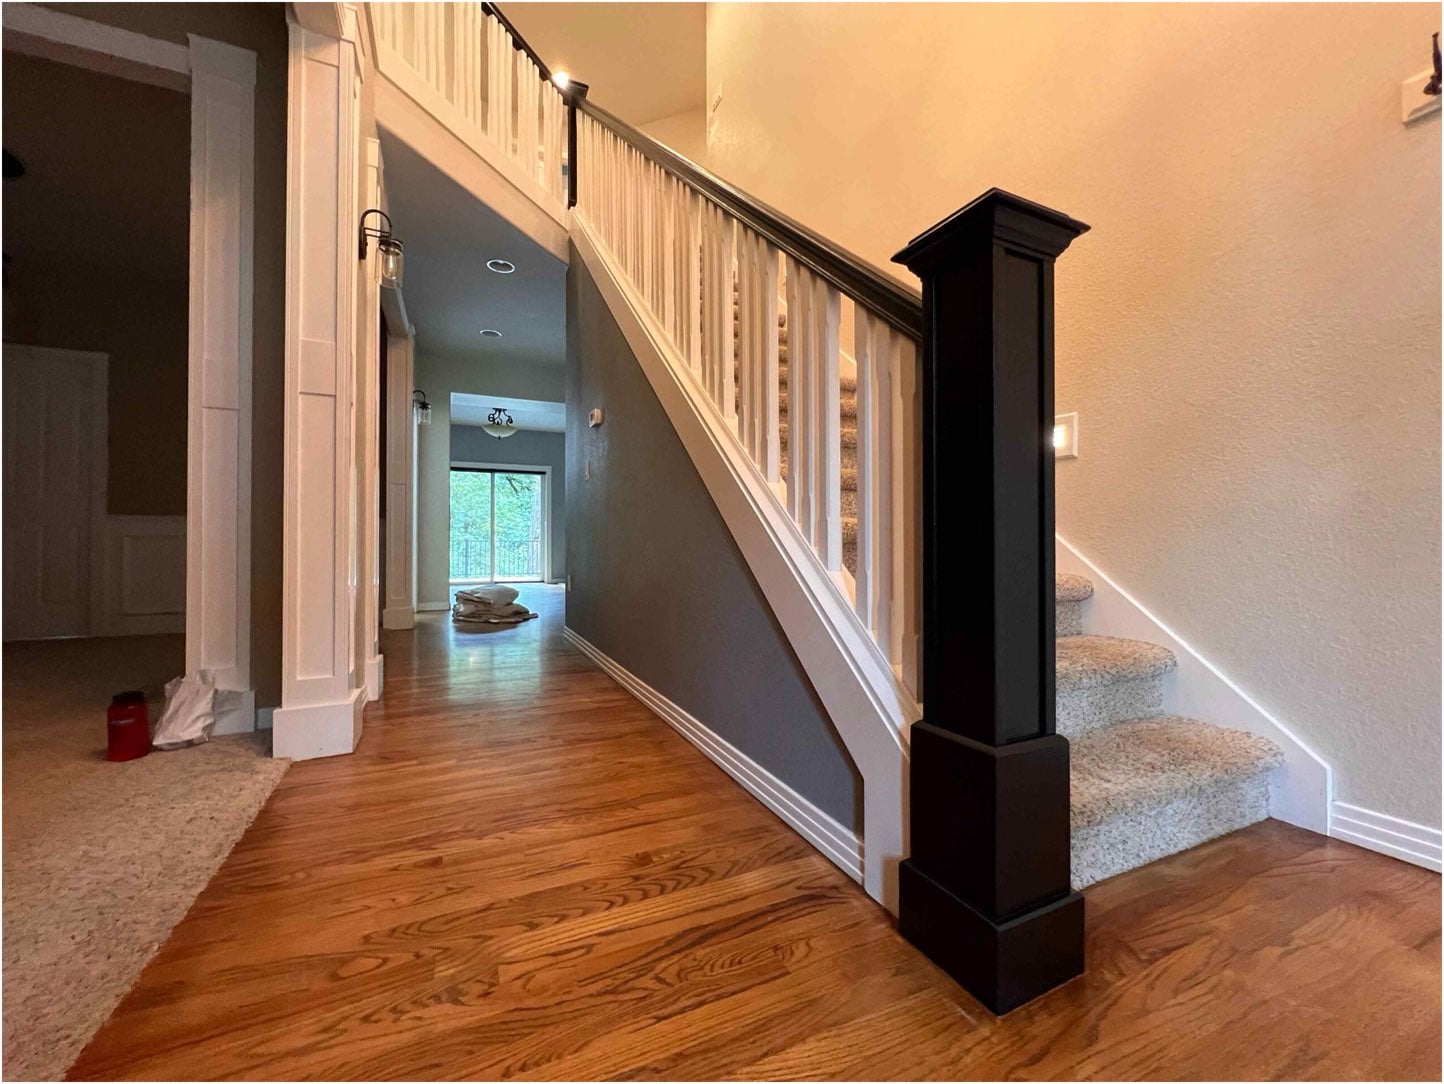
[701,3,1441,825]
[642,108,708,162]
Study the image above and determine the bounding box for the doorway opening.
[449,466,550,584]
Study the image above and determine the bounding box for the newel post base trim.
[899,863,1084,1015]
[898,722,1082,1013]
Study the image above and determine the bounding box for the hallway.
[69,587,1440,1080]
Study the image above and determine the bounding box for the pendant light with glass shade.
[482,407,517,439]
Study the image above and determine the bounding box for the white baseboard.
[417,601,450,613]
[365,653,384,702]
[211,687,256,736]
[100,515,186,636]
[1056,535,1333,835]
[382,605,416,629]
[1330,802,1442,872]
[563,625,863,882]
[271,688,365,760]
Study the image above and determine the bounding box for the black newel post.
[892,189,1090,1015]
[565,81,589,208]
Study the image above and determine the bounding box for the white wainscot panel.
[103,515,186,636]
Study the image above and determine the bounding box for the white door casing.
[382,327,417,629]
[360,136,384,700]
[2,347,107,641]
[274,18,367,759]
[188,35,256,729]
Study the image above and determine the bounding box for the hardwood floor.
[68,586,1440,1080]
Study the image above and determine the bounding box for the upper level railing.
[369,2,568,205]
[574,99,924,702]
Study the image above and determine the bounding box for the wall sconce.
[412,389,432,427]
[359,208,404,287]
[482,407,517,440]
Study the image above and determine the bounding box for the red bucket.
[107,691,151,762]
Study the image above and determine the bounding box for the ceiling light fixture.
[486,258,516,274]
[482,407,517,440]
[359,208,405,287]
[479,328,503,338]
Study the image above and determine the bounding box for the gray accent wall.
[566,246,861,830]
[450,424,566,583]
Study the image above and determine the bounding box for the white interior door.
[3,345,107,641]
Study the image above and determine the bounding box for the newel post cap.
[892,188,1089,273]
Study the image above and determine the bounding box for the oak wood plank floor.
[68,586,1441,1080]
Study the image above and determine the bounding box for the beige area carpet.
[2,634,289,1081]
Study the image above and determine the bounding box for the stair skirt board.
[563,626,864,883]
[1056,534,1333,835]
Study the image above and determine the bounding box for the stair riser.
[1071,772,1271,888]
[1057,674,1164,739]
[1056,600,1083,637]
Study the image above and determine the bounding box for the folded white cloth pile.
[452,584,538,626]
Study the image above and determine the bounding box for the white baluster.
[895,333,921,694]
[814,275,842,570]
[784,259,810,535]
[855,311,891,644]
[736,229,754,452]
[760,242,781,484]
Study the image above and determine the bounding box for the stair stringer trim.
[1056,534,1332,834]
[572,214,915,913]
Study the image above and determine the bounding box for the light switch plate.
[1053,412,1079,460]
[1402,69,1441,125]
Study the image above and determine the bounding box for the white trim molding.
[2,2,189,90]
[102,515,186,637]
[383,329,418,629]
[187,34,257,730]
[572,217,909,911]
[1330,803,1442,872]
[1056,534,1333,834]
[276,19,365,760]
[564,626,863,882]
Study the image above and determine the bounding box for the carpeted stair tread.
[1056,635,1175,691]
[1071,717,1282,830]
[1055,573,1094,603]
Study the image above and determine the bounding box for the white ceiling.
[452,393,564,433]
[503,3,706,125]
[378,132,567,368]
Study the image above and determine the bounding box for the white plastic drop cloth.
[152,670,218,750]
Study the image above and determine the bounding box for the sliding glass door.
[449,468,546,582]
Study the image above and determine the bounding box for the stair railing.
[368,2,568,205]
[575,99,925,705]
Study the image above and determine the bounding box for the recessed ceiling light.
[479,328,503,338]
[486,259,516,274]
